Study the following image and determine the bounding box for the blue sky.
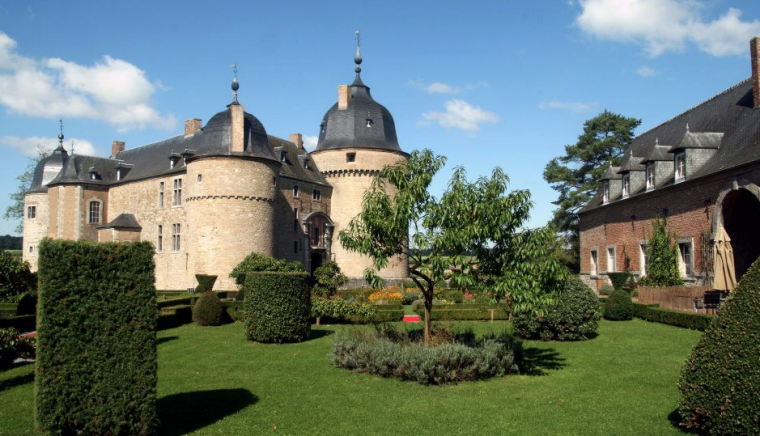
[1,0,760,236]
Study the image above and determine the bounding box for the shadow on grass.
[306,329,334,341]
[519,347,566,376]
[157,336,179,346]
[157,388,257,436]
[0,368,34,392]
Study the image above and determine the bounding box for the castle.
[22,47,410,290]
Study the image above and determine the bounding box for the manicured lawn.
[0,319,700,435]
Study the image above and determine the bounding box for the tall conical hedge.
[678,257,760,435]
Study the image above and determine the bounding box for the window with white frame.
[27,205,36,219]
[645,164,655,191]
[172,223,181,251]
[639,243,648,276]
[293,184,299,198]
[674,152,686,181]
[607,247,616,272]
[88,201,101,224]
[602,181,610,204]
[678,241,693,277]
[157,225,163,252]
[159,182,165,208]
[172,178,182,206]
[622,174,630,198]
[590,249,598,276]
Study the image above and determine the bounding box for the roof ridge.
[636,77,751,139]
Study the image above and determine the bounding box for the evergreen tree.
[4,148,49,234]
[641,216,683,286]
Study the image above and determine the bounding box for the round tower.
[184,78,281,290]
[310,39,409,284]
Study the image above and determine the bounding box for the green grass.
[0,319,700,435]
[2,250,21,258]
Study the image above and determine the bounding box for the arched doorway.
[310,252,324,275]
[722,188,760,281]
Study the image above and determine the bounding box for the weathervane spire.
[354,30,362,74]
[230,62,240,105]
[57,119,65,150]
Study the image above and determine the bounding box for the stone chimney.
[290,133,304,150]
[230,104,245,153]
[752,37,760,109]
[111,141,125,158]
[338,85,350,110]
[184,118,202,137]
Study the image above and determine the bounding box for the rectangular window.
[679,242,693,277]
[294,240,299,253]
[622,174,630,198]
[313,189,321,201]
[602,181,610,204]
[173,178,182,206]
[28,245,33,254]
[346,152,356,162]
[640,243,648,276]
[88,201,101,224]
[294,208,299,232]
[159,182,165,208]
[675,152,686,181]
[293,184,299,198]
[607,247,616,273]
[27,205,36,219]
[646,164,655,191]
[157,225,163,252]
[172,223,181,251]
[590,250,598,276]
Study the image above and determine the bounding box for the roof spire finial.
[354,30,362,74]
[230,62,240,105]
[57,119,65,150]
[655,137,659,146]
[71,140,75,155]
[686,123,690,133]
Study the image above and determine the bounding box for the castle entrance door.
[721,188,760,281]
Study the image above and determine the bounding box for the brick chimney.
[752,37,760,109]
[338,84,350,110]
[184,118,202,137]
[290,133,304,150]
[111,141,125,158]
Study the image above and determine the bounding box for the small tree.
[0,251,34,302]
[4,148,49,233]
[312,260,347,298]
[641,216,683,286]
[340,149,568,343]
[229,253,303,287]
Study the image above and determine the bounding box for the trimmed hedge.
[414,303,509,321]
[157,296,195,309]
[604,289,633,320]
[513,276,601,341]
[193,291,225,326]
[348,308,404,323]
[607,272,631,290]
[35,240,158,436]
[632,303,712,332]
[245,272,311,343]
[157,305,193,330]
[678,257,760,435]
[0,314,35,332]
[224,301,245,322]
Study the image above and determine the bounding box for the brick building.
[22,48,409,290]
[579,38,760,291]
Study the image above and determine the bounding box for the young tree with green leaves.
[4,148,49,234]
[641,216,683,286]
[339,149,568,342]
[543,110,641,271]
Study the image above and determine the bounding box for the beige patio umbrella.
[713,226,737,292]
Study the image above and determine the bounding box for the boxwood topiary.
[598,284,614,296]
[604,289,633,320]
[245,272,310,343]
[513,276,601,341]
[678,257,760,435]
[193,291,225,326]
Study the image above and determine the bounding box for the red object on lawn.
[403,315,421,323]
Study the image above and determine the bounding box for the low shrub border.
[632,303,711,332]
[0,314,35,332]
[157,306,192,330]
[331,325,522,385]
[413,304,509,321]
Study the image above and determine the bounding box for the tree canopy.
[4,148,49,234]
[640,216,683,286]
[340,149,568,342]
[543,110,641,270]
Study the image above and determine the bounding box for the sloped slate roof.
[600,166,622,180]
[618,153,645,172]
[581,78,760,213]
[668,131,723,152]
[99,213,141,230]
[642,144,673,163]
[267,135,329,186]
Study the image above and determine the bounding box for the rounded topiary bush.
[604,289,633,320]
[245,272,310,343]
[513,276,601,341]
[678,257,760,435]
[598,284,614,296]
[193,291,224,326]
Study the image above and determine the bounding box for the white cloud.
[539,99,595,113]
[0,31,175,131]
[426,82,462,94]
[576,0,760,57]
[636,65,659,77]
[420,99,498,132]
[0,135,99,157]
[302,135,318,151]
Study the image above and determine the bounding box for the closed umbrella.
[713,226,737,292]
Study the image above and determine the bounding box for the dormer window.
[366,118,374,127]
[645,164,655,191]
[280,150,287,162]
[116,168,122,181]
[169,153,181,169]
[674,152,686,182]
[621,174,630,198]
[602,181,610,204]
[320,120,326,133]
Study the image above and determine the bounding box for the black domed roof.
[315,74,401,152]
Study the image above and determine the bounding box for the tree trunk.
[424,283,433,344]
[316,316,321,326]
